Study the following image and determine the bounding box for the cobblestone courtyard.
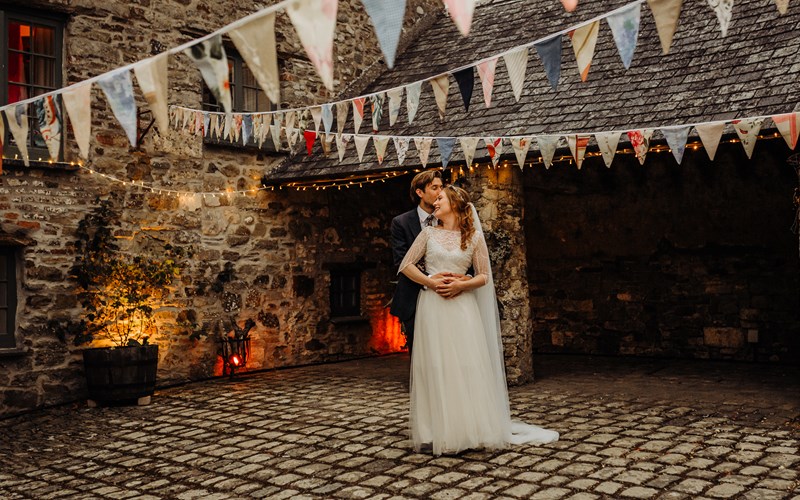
[1,354,798,499]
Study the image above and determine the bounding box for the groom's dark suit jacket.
[390,208,423,322]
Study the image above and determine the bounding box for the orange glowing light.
[229,354,242,367]
[369,308,406,354]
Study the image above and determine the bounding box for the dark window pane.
[32,26,55,55]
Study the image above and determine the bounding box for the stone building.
[1,0,799,419]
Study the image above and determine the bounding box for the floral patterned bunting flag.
[387,87,403,126]
[707,0,733,37]
[511,137,531,169]
[431,75,450,122]
[733,118,763,159]
[606,3,641,69]
[567,135,590,169]
[242,115,253,145]
[370,92,385,133]
[184,35,231,115]
[661,125,691,164]
[133,53,170,132]
[336,101,349,134]
[373,135,390,164]
[336,133,352,161]
[627,129,653,165]
[229,12,280,104]
[594,131,620,167]
[414,137,433,168]
[393,137,410,165]
[772,113,799,150]
[460,137,479,167]
[484,137,503,166]
[352,97,365,134]
[286,0,338,90]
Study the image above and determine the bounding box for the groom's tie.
[424,214,435,227]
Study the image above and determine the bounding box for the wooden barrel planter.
[82,345,159,405]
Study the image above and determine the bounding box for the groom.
[390,171,443,353]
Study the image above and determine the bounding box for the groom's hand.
[435,273,468,299]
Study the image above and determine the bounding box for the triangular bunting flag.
[353,97,366,134]
[695,122,725,160]
[414,137,433,168]
[322,104,333,134]
[286,0,338,90]
[286,112,298,148]
[627,129,653,165]
[775,0,789,14]
[569,21,599,82]
[133,53,169,133]
[232,114,243,142]
[477,57,498,108]
[229,12,280,104]
[733,118,763,159]
[661,126,691,164]
[304,130,317,155]
[393,137,410,165]
[97,70,138,147]
[431,75,450,122]
[336,101,349,134]
[62,83,92,160]
[370,92,385,133]
[211,114,221,139]
[484,137,503,166]
[443,0,475,36]
[203,112,211,137]
[437,138,456,169]
[503,47,529,102]
[606,3,641,69]
[561,0,578,12]
[193,111,203,136]
[387,87,403,126]
[534,35,562,91]
[511,137,531,169]
[184,35,232,115]
[182,108,193,131]
[271,112,283,150]
[453,68,474,112]
[773,113,800,150]
[354,135,371,162]
[310,106,323,133]
[537,135,560,169]
[361,0,406,68]
[336,133,352,161]
[321,133,334,156]
[460,137,479,167]
[374,135,390,164]
[707,0,733,37]
[223,114,233,140]
[406,81,422,124]
[35,96,62,161]
[594,131,620,167]
[5,104,30,166]
[242,115,253,145]
[647,0,683,54]
[567,135,589,169]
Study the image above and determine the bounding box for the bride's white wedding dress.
[399,223,559,455]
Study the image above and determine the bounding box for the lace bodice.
[398,227,490,278]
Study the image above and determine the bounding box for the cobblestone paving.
[1,354,798,499]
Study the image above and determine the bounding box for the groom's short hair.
[410,170,442,203]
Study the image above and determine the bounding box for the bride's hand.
[435,277,464,299]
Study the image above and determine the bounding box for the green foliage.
[70,197,182,347]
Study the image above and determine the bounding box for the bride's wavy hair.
[443,185,475,250]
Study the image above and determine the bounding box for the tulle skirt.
[410,288,559,455]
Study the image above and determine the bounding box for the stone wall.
[523,138,800,362]
[0,0,442,417]
[462,167,534,384]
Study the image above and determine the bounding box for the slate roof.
[264,0,800,182]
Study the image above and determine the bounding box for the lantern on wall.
[218,318,256,378]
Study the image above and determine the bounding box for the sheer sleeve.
[397,227,430,275]
[472,231,490,284]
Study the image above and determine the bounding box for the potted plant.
[64,197,182,406]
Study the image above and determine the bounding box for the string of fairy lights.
[0,133,782,194]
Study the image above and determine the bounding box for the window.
[202,51,276,149]
[330,269,361,318]
[1,9,64,161]
[0,248,18,348]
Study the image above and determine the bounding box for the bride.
[398,185,559,455]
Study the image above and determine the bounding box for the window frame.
[201,48,278,151]
[0,247,19,349]
[329,268,362,319]
[0,8,65,162]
